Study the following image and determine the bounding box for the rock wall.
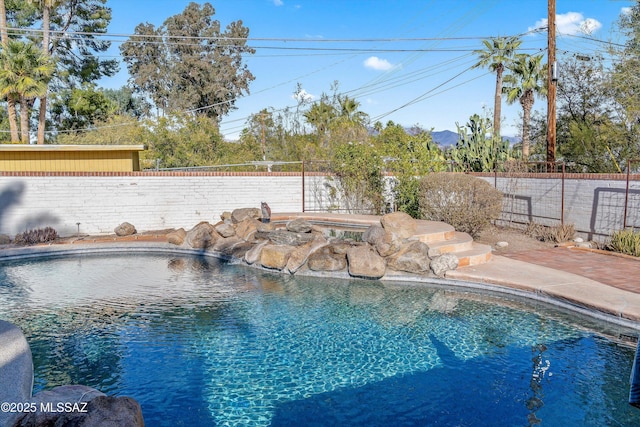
[172,209,459,280]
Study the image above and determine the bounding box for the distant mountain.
[430,130,458,147]
[430,130,521,148]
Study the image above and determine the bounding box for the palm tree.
[304,101,337,135]
[0,0,19,142]
[29,0,59,144]
[502,53,547,158]
[338,95,368,126]
[473,36,522,139]
[0,40,55,143]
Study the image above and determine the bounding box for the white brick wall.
[0,175,303,236]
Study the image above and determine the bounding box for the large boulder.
[362,224,385,245]
[15,386,144,427]
[231,207,261,224]
[244,240,269,264]
[235,218,262,241]
[214,222,236,238]
[386,241,431,274]
[327,240,355,255]
[260,244,296,270]
[430,253,460,277]
[211,236,244,254]
[166,228,186,246]
[260,229,314,246]
[307,246,347,272]
[363,224,402,257]
[347,245,386,279]
[380,211,416,239]
[13,385,104,427]
[185,222,219,249]
[285,235,328,274]
[286,218,313,233]
[256,221,276,233]
[374,231,403,257]
[114,222,136,237]
[0,321,32,427]
[228,241,255,259]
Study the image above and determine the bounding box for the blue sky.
[100,0,634,140]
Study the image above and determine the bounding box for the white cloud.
[292,89,315,102]
[273,0,284,6]
[528,12,602,36]
[364,56,394,71]
[622,7,632,15]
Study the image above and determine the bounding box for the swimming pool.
[1,253,638,426]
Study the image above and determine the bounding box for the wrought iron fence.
[138,157,639,236]
[301,159,640,238]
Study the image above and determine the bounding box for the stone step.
[413,220,456,243]
[425,231,474,257]
[455,243,493,267]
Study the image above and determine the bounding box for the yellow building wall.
[0,145,143,172]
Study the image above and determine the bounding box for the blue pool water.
[0,253,639,426]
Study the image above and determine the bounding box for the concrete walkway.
[446,247,640,326]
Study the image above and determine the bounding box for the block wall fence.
[0,172,305,237]
[0,171,638,240]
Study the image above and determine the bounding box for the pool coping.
[1,240,638,331]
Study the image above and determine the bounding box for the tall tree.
[304,100,336,136]
[610,3,640,137]
[503,53,547,159]
[554,55,633,172]
[337,95,368,126]
[473,36,522,140]
[28,0,60,144]
[0,39,54,143]
[121,2,255,121]
[50,83,115,131]
[1,0,116,142]
[0,0,19,142]
[47,0,116,85]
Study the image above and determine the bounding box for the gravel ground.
[475,224,557,255]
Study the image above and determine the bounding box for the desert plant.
[448,114,516,172]
[14,227,58,245]
[608,228,640,257]
[525,222,575,243]
[418,173,503,237]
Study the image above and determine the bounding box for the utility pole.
[546,0,557,168]
[260,113,266,162]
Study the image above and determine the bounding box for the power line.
[7,26,531,43]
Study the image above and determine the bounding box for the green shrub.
[15,227,58,245]
[418,173,503,237]
[328,141,384,214]
[525,222,575,243]
[608,229,640,257]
